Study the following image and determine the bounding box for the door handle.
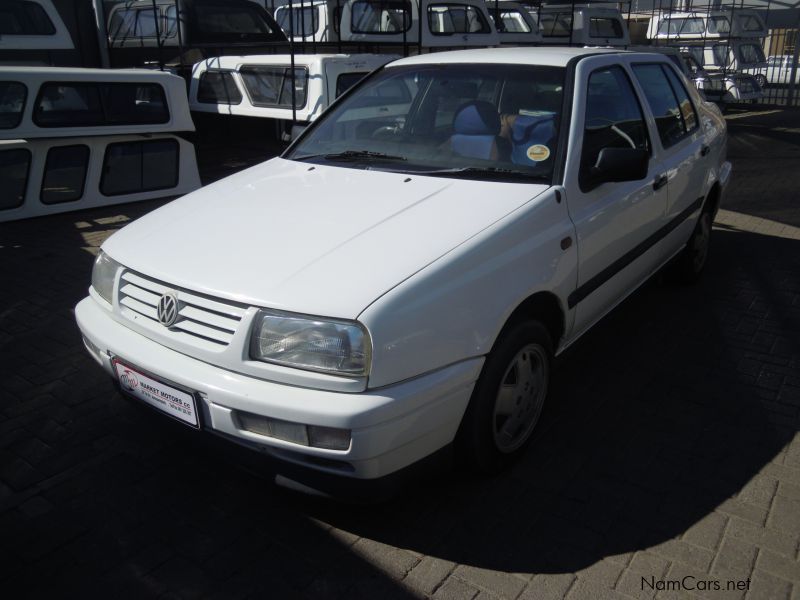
[701,145,711,156]
[653,174,668,191]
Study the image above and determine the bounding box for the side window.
[0,82,27,129]
[34,83,169,127]
[0,1,56,36]
[632,64,695,148]
[101,139,179,196]
[580,66,649,192]
[0,149,31,211]
[336,72,368,97]
[41,145,90,204]
[662,66,698,134]
[428,4,491,35]
[198,71,242,105]
[589,18,623,38]
[239,66,308,108]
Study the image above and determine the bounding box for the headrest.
[453,101,500,136]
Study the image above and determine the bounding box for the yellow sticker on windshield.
[526,144,550,162]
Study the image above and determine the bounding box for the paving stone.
[755,549,800,584]
[726,517,799,558]
[712,537,758,576]
[767,495,800,533]
[650,539,715,572]
[402,556,455,596]
[352,539,421,581]
[452,565,527,600]
[432,576,480,600]
[519,574,576,600]
[683,513,729,551]
[747,569,792,600]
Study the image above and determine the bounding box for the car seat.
[450,100,502,161]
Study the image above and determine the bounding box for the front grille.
[118,270,246,350]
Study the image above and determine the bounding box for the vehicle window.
[0,149,30,211]
[0,0,56,35]
[589,18,622,38]
[539,12,572,36]
[632,64,694,148]
[41,145,89,204]
[164,6,178,38]
[0,82,27,129]
[336,72,368,97]
[662,66,698,133]
[101,139,179,196]
[276,5,319,37]
[34,83,169,127]
[738,15,762,32]
[488,8,530,33]
[708,16,730,34]
[351,0,411,33]
[286,64,565,183]
[738,44,765,65]
[239,66,308,108]
[108,7,161,39]
[580,66,649,191]
[428,4,491,35]
[688,47,705,66]
[198,71,243,105]
[657,17,705,36]
[712,45,732,67]
[193,1,275,37]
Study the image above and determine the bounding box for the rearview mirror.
[591,147,649,185]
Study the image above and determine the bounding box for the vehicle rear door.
[562,55,669,338]
[629,60,708,261]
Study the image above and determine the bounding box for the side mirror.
[591,147,649,184]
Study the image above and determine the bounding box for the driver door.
[563,58,669,338]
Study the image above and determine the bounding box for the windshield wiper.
[411,166,550,182]
[293,150,407,162]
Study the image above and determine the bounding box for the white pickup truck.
[76,47,730,496]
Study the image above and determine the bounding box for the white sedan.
[76,47,730,495]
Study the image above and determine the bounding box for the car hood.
[104,158,549,318]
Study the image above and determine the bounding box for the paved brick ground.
[1,109,799,599]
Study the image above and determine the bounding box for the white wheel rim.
[492,343,548,453]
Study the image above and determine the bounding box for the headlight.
[91,250,121,305]
[250,309,370,376]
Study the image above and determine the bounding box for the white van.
[0,67,200,222]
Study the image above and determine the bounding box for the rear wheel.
[671,206,712,283]
[457,320,552,473]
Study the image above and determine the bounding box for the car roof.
[388,47,659,69]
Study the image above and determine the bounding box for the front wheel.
[456,320,552,473]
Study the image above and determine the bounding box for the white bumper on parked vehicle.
[75,297,482,479]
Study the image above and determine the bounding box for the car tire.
[456,320,552,473]
[672,206,713,283]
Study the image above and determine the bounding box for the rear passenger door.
[563,57,669,338]
[630,62,707,260]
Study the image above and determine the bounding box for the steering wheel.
[586,117,637,149]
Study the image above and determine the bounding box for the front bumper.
[76,296,481,481]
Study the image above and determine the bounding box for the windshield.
[285,63,565,182]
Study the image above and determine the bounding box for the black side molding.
[567,197,704,309]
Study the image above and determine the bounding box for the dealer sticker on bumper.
[114,361,199,428]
